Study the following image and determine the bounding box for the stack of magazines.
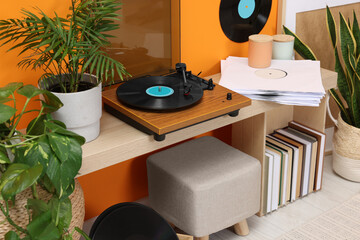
[219,56,325,106]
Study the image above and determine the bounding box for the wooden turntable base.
[102,84,251,141]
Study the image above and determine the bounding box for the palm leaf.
[104,56,110,81]
[0,0,128,93]
[100,55,106,81]
[89,54,99,74]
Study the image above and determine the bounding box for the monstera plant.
[0,82,89,239]
[284,6,360,182]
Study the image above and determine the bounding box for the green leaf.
[329,88,352,125]
[49,120,66,129]
[0,97,12,104]
[58,178,75,200]
[27,211,61,240]
[350,73,360,127]
[40,173,55,193]
[334,47,352,107]
[0,123,10,138]
[26,114,47,136]
[0,146,10,164]
[48,197,72,230]
[339,13,356,76]
[17,85,44,99]
[0,163,43,200]
[5,231,20,240]
[75,227,92,240]
[47,132,71,162]
[41,90,63,113]
[0,104,16,123]
[27,198,49,219]
[352,11,360,57]
[45,120,85,145]
[46,137,81,199]
[14,137,51,174]
[326,6,337,49]
[283,25,317,60]
[0,82,23,98]
[356,54,360,73]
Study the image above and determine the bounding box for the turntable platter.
[116,75,203,110]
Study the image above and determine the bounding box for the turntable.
[102,63,251,141]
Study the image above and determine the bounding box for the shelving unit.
[231,69,337,216]
[81,69,337,216]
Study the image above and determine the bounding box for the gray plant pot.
[39,74,102,143]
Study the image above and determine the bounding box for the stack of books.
[219,56,326,106]
[263,121,326,215]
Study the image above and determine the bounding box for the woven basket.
[333,113,360,182]
[0,180,85,239]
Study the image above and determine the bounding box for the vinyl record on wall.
[219,0,272,43]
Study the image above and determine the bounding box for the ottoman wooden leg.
[194,236,209,240]
[234,219,249,236]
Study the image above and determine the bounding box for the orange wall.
[1,1,278,220]
[180,0,278,77]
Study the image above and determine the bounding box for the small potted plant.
[0,82,89,239]
[284,6,360,182]
[0,0,129,142]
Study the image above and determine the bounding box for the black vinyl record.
[117,75,203,111]
[219,0,272,43]
[89,202,179,240]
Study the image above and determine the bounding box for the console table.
[80,69,337,181]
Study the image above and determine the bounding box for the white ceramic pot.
[39,74,102,143]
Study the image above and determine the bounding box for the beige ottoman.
[147,136,261,240]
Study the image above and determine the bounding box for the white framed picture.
[282,0,359,31]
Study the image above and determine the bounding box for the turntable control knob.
[227,93,232,100]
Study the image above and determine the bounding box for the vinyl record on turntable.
[219,0,272,43]
[116,75,203,110]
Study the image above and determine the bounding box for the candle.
[248,34,273,68]
[272,34,295,60]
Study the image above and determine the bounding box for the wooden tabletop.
[102,82,251,135]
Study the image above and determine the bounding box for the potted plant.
[0,82,89,239]
[284,6,360,182]
[0,0,129,142]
